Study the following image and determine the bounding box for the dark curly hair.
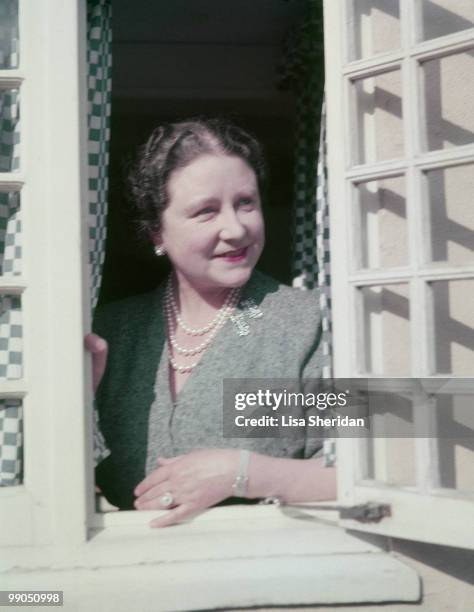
[127,118,267,241]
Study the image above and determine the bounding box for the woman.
[86,118,336,527]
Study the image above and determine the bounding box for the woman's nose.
[219,209,246,241]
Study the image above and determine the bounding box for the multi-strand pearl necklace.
[164,277,240,373]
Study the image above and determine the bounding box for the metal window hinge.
[339,502,392,523]
[260,498,391,524]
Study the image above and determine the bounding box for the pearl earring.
[154,245,166,256]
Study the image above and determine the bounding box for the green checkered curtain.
[88,0,111,310]
[87,0,112,465]
[0,0,21,274]
[314,98,332,379]
[278,0,324,290]
[0,0,18,70]
[0,0,22,486]
[1,0,113,483]
[278,0,334,464]
[278,0,332,376]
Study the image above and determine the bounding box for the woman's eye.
[237,198,255,209]
[195,207,216,218]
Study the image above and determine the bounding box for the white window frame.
[0,0,93,548]
[325,0,474,550]
[1,1,427,608]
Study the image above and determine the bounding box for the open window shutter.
[324,0,474,550]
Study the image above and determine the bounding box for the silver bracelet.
[232,449,250,497]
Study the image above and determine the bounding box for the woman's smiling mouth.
[215,247,248,262]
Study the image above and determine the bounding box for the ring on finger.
[160,491,174,508]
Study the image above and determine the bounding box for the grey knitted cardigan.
[94,270,324,509]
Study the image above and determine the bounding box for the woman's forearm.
[246,453,337,503]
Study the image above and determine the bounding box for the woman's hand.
[84,333,108,393]
[134,449,240,528]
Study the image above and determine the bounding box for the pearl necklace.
[164,277,241,373]
[168,280,240,336]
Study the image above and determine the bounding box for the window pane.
[0,191,21,275]
[431,279,474,375]
[435,394,474,493]
[0,398,22,486]
[361,391,416,486]
[349,0,401,61]
[359,284,411,375]
[355,175,407,269]
[353,70,404,164]
[419,0,474,42]
[425,163,474,266]
[364,438,417,486]
[421,51,474,152]
[0,88,20,172]
[0,0,19,69]
[0,294,22,379]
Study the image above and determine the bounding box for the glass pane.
[353,70,404,164]
[355,175,407,269]
[421,51,474,152]
[0,399,23,487]
[349,0,401,61]
[0,191,21,275]
[0,294,22,379]
[435,394,474,493]
[431,279,474,375]
[425,163,474,266]
[420,0,474,42]
[364,438,417,486]
[361,391,416,486]
[0,88,20,172]
[0,398,23,486]
[359,284,411,375]
[0,0,19,69]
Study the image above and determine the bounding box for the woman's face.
[157,153,265,292]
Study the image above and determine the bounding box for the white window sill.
[2,505,421,610]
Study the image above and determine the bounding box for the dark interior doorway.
[99,0,308,305]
